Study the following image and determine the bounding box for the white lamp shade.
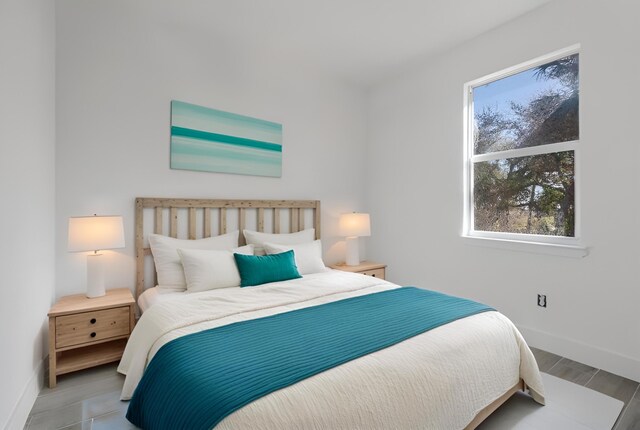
[339,213,371,237]
[68,215,125,252]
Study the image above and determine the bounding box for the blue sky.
[473,67,564,119]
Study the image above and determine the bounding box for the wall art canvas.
[170,100,282,177]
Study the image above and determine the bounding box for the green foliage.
[533,54,579,94]
[473,55,578,237]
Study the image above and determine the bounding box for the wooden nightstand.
[47,288,135,388]
[329,261,387,280]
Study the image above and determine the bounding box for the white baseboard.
[518,325,640,383]
[3,359,43,430]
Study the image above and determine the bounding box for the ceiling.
[146,0,552,87]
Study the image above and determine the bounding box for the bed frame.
[465,379,525,429]
[135,197,321,301]
[133,196,525,429]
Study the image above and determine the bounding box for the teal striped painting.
[170,101,282,177]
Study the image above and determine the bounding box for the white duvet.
[119,271,544,429]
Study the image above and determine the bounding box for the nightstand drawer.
[56,307,130,348]
[360,268,385,279]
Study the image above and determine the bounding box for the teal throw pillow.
[234,250,302,287]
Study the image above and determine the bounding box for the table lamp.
[68,215,125,298]
[339,212,371,266]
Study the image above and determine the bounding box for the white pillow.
[149,231,239,290]
[244,228,315,255]
[177,245,254,293]
[263,240,326,275]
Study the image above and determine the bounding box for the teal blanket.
[126,287,493,429]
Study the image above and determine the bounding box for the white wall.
[0,0,56,427]
[366,0,640,381]
[55,1,368,298]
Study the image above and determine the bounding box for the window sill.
[461,235,588,258]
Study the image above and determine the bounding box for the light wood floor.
[25,348,640,429]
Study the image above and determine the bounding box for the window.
[464,47,582,251]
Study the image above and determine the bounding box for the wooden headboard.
[135,198,321,300]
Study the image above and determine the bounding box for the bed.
[119,197,545,430]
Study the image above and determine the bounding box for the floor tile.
[586,370,639,406]
[56,420,92,430]
[92,411,138,429]
[529,346,563,372]
[29,390,126,430]
[546,357,598,386]
[39,363,120,397]
[28,411,81,430]
[614,395,640,430]
[32,374,124,415]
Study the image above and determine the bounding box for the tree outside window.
[468,52,579,239]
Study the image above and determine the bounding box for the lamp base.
[86,254,106,298]
[345,236,361,266]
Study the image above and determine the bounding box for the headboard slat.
[274,209,280,233]
[203,208,211,238]
[188,208,196,240]
[169,208,178,238]
[220,208,227,234]
[315,201,321,238]
[135,198,321,308]
[154,207,163,235]
[258,208,264,232]
[135,198,144,305]
[291,208,299,232]
[239,208,246,245]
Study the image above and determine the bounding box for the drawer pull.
[90,332,96,338]
[90,318,97,324]
[372,274,376,277]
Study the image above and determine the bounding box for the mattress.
[121,271,544,429]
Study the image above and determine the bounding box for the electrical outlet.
[537,294,547,308]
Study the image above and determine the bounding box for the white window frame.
[462,45,587,258]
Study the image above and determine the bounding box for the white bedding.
[120,271,544,429]
[137,286,184,313]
